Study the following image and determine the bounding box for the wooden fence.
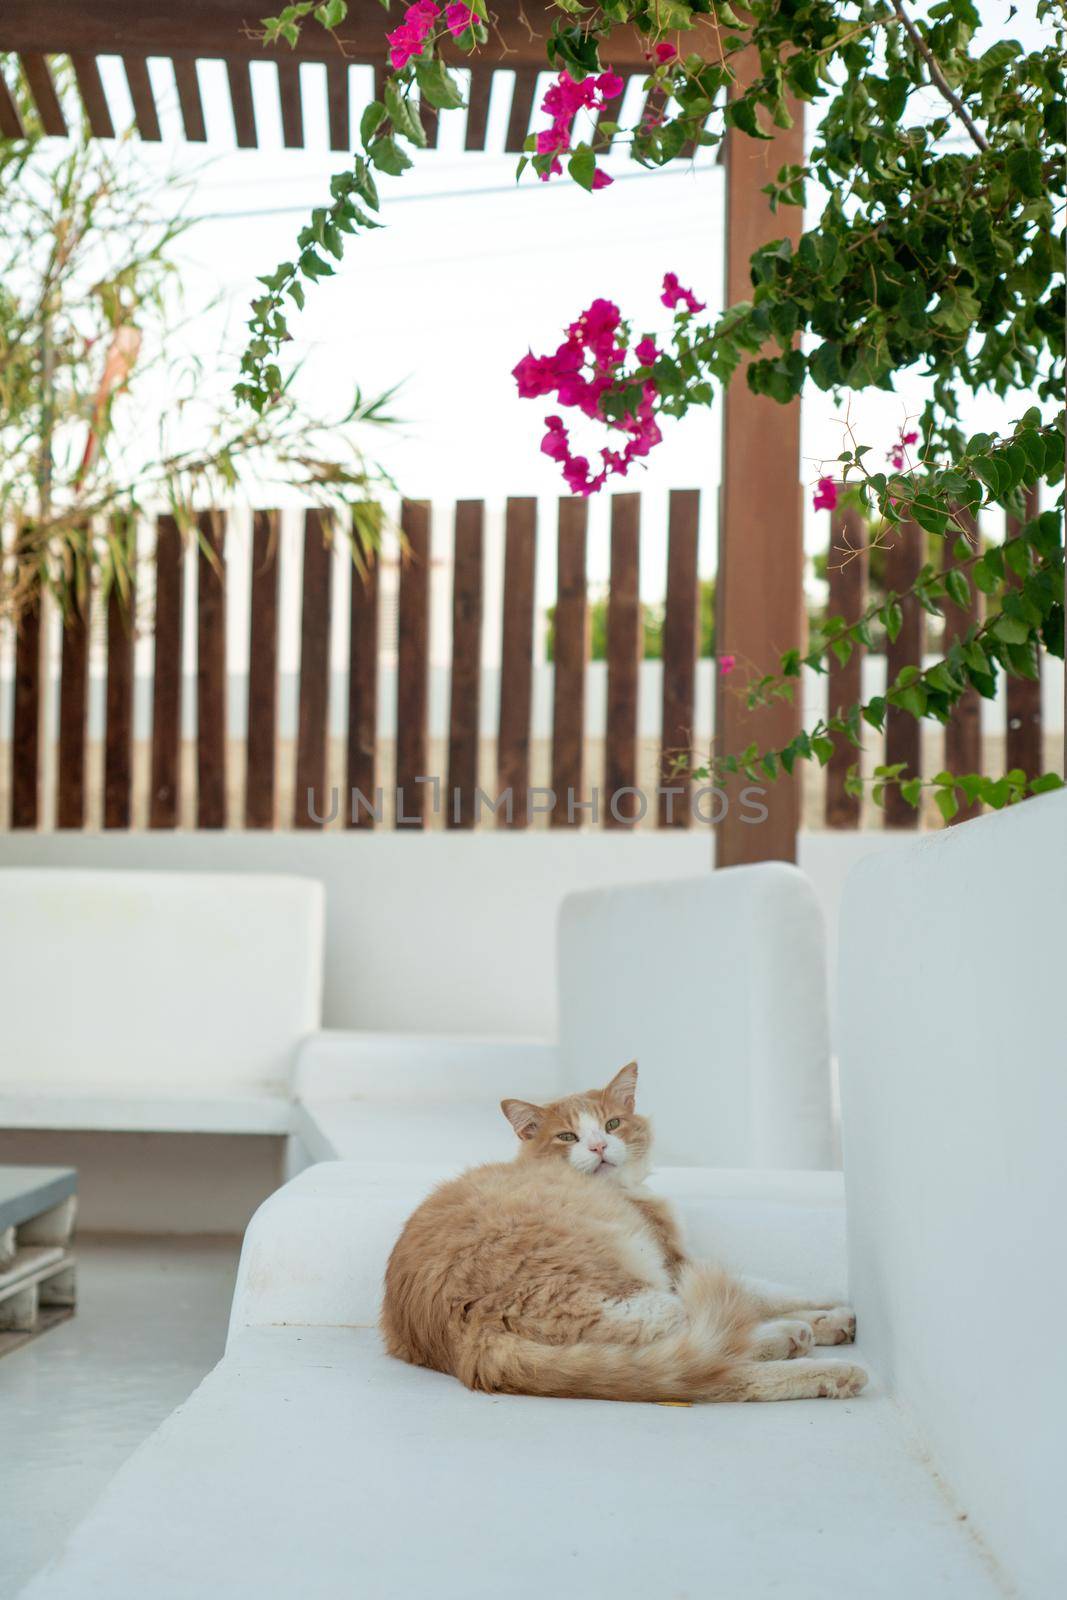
[1,487,1055,838]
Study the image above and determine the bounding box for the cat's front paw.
[809,1306,856,1345]
[817,1362,868,1398]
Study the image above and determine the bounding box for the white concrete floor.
[0,1235,240,1599]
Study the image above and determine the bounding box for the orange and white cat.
[381,1062,867,1402]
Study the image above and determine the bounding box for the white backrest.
[557,864,833,1168]
[0,870,324,1095]
[839,791,1067,1598]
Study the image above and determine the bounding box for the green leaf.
[360,101,386,148]
[568,144,596,192]
[385,80,427,147]
[369,134,413,175]
[935,787,960,823]
[415,57,466,110]
[1006,146,1043,200]
[945,569,971,612]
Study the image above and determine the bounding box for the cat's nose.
[588,1137,607,1154]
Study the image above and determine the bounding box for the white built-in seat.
[0,870,324,1137]
[17,794,1066,1598]
[297,862,834,1171]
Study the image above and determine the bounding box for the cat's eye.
[605,1118,621,1132]
[556,1131,578,1142]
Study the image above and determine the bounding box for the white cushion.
[0,870,324,1101]
[558,865,833,1167]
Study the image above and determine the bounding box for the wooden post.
[825,501,867,829]
[716,53,804,865]
[883,518,924,828]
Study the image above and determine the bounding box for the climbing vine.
[239,1,1065,815]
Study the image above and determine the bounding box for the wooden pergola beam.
[0,1,672,68]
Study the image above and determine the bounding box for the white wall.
[839,790,1067,1599]
[0,829,903,1038]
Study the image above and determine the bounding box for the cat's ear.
[501,1098,544,1141]
[604,1060,638,1112]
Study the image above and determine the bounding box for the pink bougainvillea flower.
[535,70,622,188]
[888,428,919,469]
[660,271,706,314]
[515,298,665,496]
[634,336,659,365]
[651,41,678,64]
[386,0,440,69]
[718,654,736,676]
[813,477,839,512]
[444,2,479,39]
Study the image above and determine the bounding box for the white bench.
[297,862,834,1171]
[18,795,1064,1597]
[0,869,325,1138]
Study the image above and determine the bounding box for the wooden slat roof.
[0,2,685,152]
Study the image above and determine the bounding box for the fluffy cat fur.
[381,1062,867,1403]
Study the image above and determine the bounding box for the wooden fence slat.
[196,511,227,829]
[346,541,379,829]
[277,59,303,148]
[104,554,135,830]
[883,517,924,829]
[326,57,349,150]
[942,506,982,824]
[245,510,279,829]
[497,497,537,828]
[20,54,67,136]
[173,58,207,141]
[504,68,539,152]
[122,56,162,140]
[1006,487,1043,784]
[293,509,332,829]
[225,57,257,148]
[550,499,588,828]
[56,580,91,830]
[149,514,183,828]
[71,54,115,137]
[10,587,41,830]
[659,489,699,828]
[396,501,431,828]
[825,501,867,829]
[446,502,484,829]
[604,493,641,828]
[464,66,492,150]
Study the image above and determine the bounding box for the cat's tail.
[457,1264,759,1403]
